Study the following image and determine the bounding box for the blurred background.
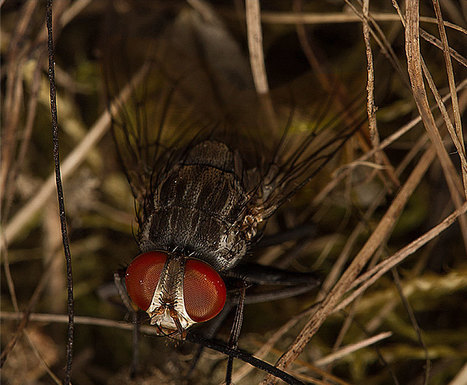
[1,1,466,384]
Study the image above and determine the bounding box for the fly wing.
[159,9,364,221]
[104,62,189,230]
[102,6,269,233]
[255,90,362,219]
[103,5,363,237]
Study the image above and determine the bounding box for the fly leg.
[226,262,320,303]
[187,266,318,380]
[185,299,235,378]
[184,277,307,385]
[225,282,247,385]
[185,283,247,383]
[114,270,139,378]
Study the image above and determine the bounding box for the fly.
[104,5,361,384]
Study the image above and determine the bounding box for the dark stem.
[225,284,246,385]
[186,332,304,385]
[130,311,140,378]
[46,1,74,384]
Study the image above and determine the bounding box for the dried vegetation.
[1,1,466,384]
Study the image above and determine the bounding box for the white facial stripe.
[147,254,196,334]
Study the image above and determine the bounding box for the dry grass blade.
[431,0,466,197]
[314,331,392,366]
[245,0,269,95]
[1,312,141,332]
[404,0,467,253]
[362,0,381,169]
[244,0,278,137]
[2,1,466,384]
[261,11,467,33]
[262,135,439,385]
[337,199,467,312]
[0,260,54,366]
[449,363,467,385]
[4,64,149,244]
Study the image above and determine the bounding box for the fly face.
[125,251,226,337]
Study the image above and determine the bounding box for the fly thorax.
[239,204,265,240]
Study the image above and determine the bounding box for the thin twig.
[244,0,278,138]
[46,1,74,382]
[391,268,430,385]
[336,200,467,312]
[261,12,467,34]
[312,76,467,207]
[24,331,62,385]
[245,0,268,95]
[432,0,466,198]
[294,0,400,188]
[405,0,467,254]
[448,363,467,385]
[262,136,439,385]
[0,312,139,331]
[0,261,55,367]
[362,0,381,166]
[314,331,392,366]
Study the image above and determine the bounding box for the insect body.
[122,107,324,335]
[106,5,360,382]
[125,139,262,335]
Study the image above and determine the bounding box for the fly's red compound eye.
[125,251,167,311]
[183,259,226,322]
